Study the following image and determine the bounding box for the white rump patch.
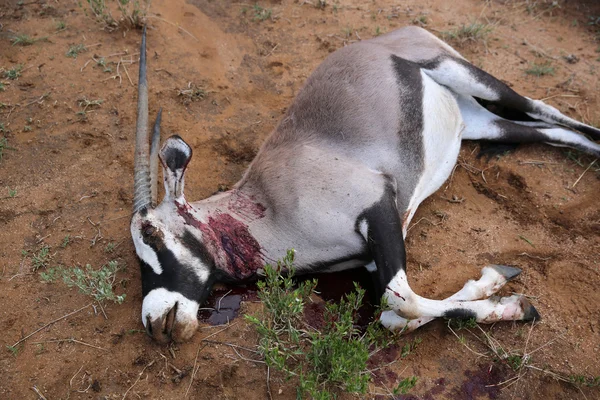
[424,59,500,101]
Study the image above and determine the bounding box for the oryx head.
[130,28,215,343]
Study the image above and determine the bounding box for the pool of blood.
[198,267,377,327]
[198,285,258,325]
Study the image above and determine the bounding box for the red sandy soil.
[0,0,599,399]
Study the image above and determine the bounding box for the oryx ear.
[159,135,192,200]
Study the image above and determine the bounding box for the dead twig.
[33,337,107,351]
[12,303,92,347]
[121,60,134,86]
[266,366,273,400]
[518,252,551,261]
[87,217,102,247]
[572,159,596,188]
[122,360,155,400]
[31,386,48,400]
[24,92,51,107]
[185,344,208,398]
[146,15,198,41]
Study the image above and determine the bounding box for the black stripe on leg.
[444,308,477,320]
[356,178,406,303]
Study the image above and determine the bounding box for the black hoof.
[490,264,522,281]
[521,297,541,322]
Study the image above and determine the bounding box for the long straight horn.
[133,26,151,213]
[150,108,162,206]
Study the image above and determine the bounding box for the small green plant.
[413,15,428,26]
[246,250,403,399]
[506,354,527,371]
[375,26,382,36]
[95,57,112,73]
[401,336,422,358]
[83,0,148,28]
[11,34,35,46]
[56,20,67,30]
[104,242,115,253]
[0,137,15,162]
[66,43,87,58]
[40,267,58,282]
[447,316,478,330]
[61,235,71,248]
[41,261,126,304]
[3,65,23,80]
[315,0,327,9]
[77,98,103,119]
[23,125,32,132]
[525,62,555,77]
[393,376,418,395]
[8,188,17,198]
[6,344,21,357]
[31,245,51,271]
[442,22,494,44]
[0,83,5,92]
[252,4,272,21]
[178,83,206,104]
[569,375,600,387]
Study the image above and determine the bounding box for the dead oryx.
[130,27,600,343]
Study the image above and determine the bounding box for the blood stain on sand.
[198,286,257,325]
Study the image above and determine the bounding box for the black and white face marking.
[130,136,214,343]
[131,206,215,343]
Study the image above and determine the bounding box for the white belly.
[403,71,463,236]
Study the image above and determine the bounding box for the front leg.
[360,180,540,330]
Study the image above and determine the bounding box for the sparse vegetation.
[11,34,35,46]
[178,83,207,104]
[442,22,494,44]
[6,344,21,357]
[8,188,17,198]
[40,261,126,304]
[66,43,87,58]
[569,375,600,388]
[3,65,23,80]
[252,4,272,22]
[105,242,115,253]
[76,98,103,120]
[525,61,555,76]
[95,57,113,73]
[246,250,408,399]
[0,137,15,162]
[448,317,478,331]
[56,20,67,30]
[61,235,71,248]
[413,15,428,26]
[31,245,51,271]
[393,376,419,395]
[82,0,148,29]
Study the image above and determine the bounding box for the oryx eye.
[142,224,155,237]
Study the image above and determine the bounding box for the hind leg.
[423,57,600,147]
[381,265,522,331]
[456,94,600,158]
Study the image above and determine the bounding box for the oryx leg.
[380,264,522,332]
[456,94,600,157]
[362,185,539,330]
[423,58,600,157]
